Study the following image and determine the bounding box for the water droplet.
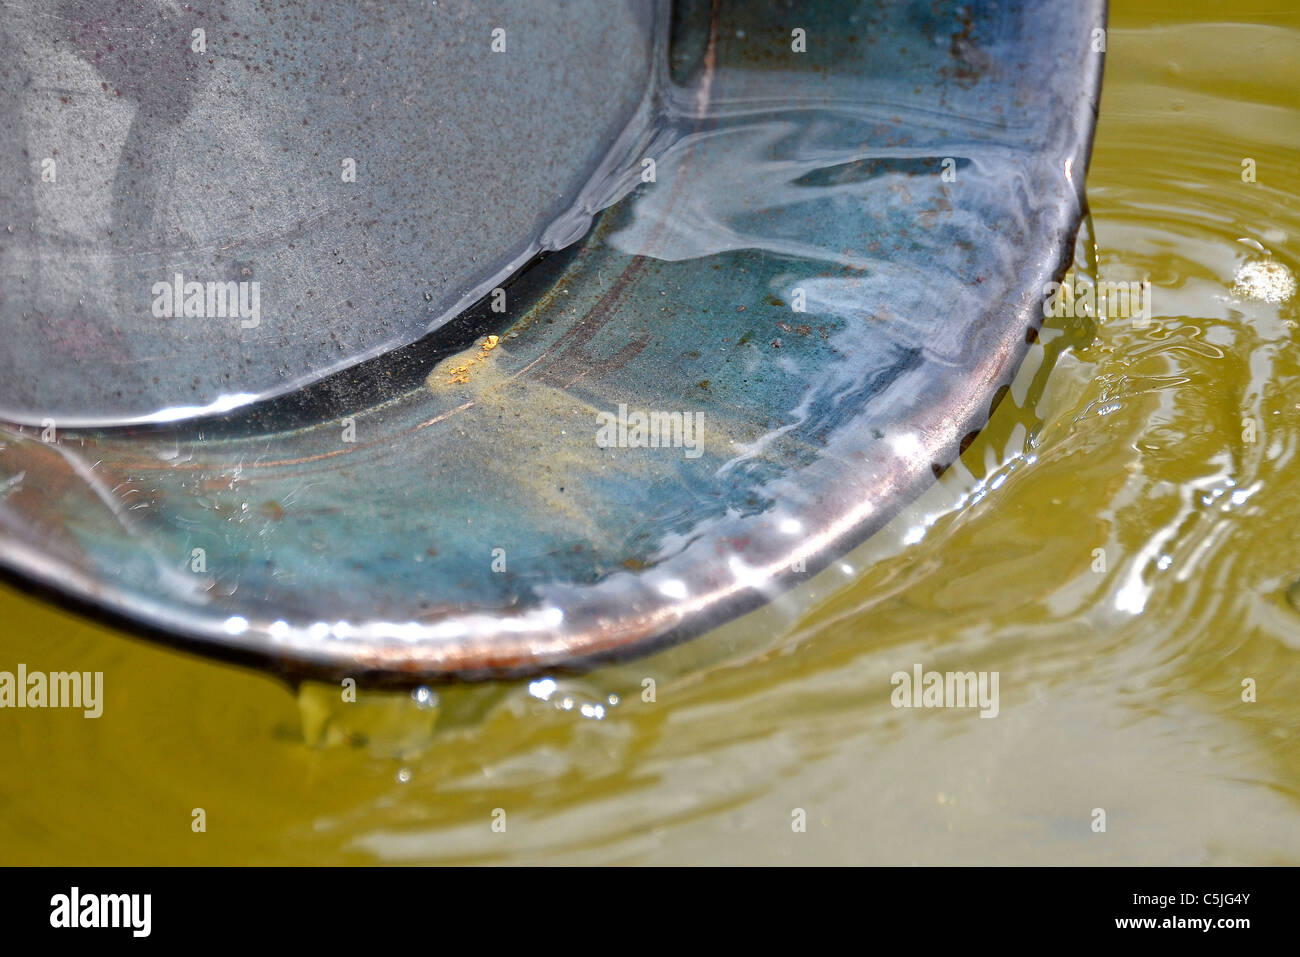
[528,678,557,700]
[411,686,438,709]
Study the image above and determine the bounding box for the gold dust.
[436,335,504,386]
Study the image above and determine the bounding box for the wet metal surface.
[0,0,654,424]
[0,0,1105,682]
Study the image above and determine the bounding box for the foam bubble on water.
[1232,259,1296,303]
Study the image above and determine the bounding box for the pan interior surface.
[0,0,656,426]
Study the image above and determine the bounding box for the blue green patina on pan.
[0,0,1105,682]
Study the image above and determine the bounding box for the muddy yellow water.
[3,0,1299,864]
